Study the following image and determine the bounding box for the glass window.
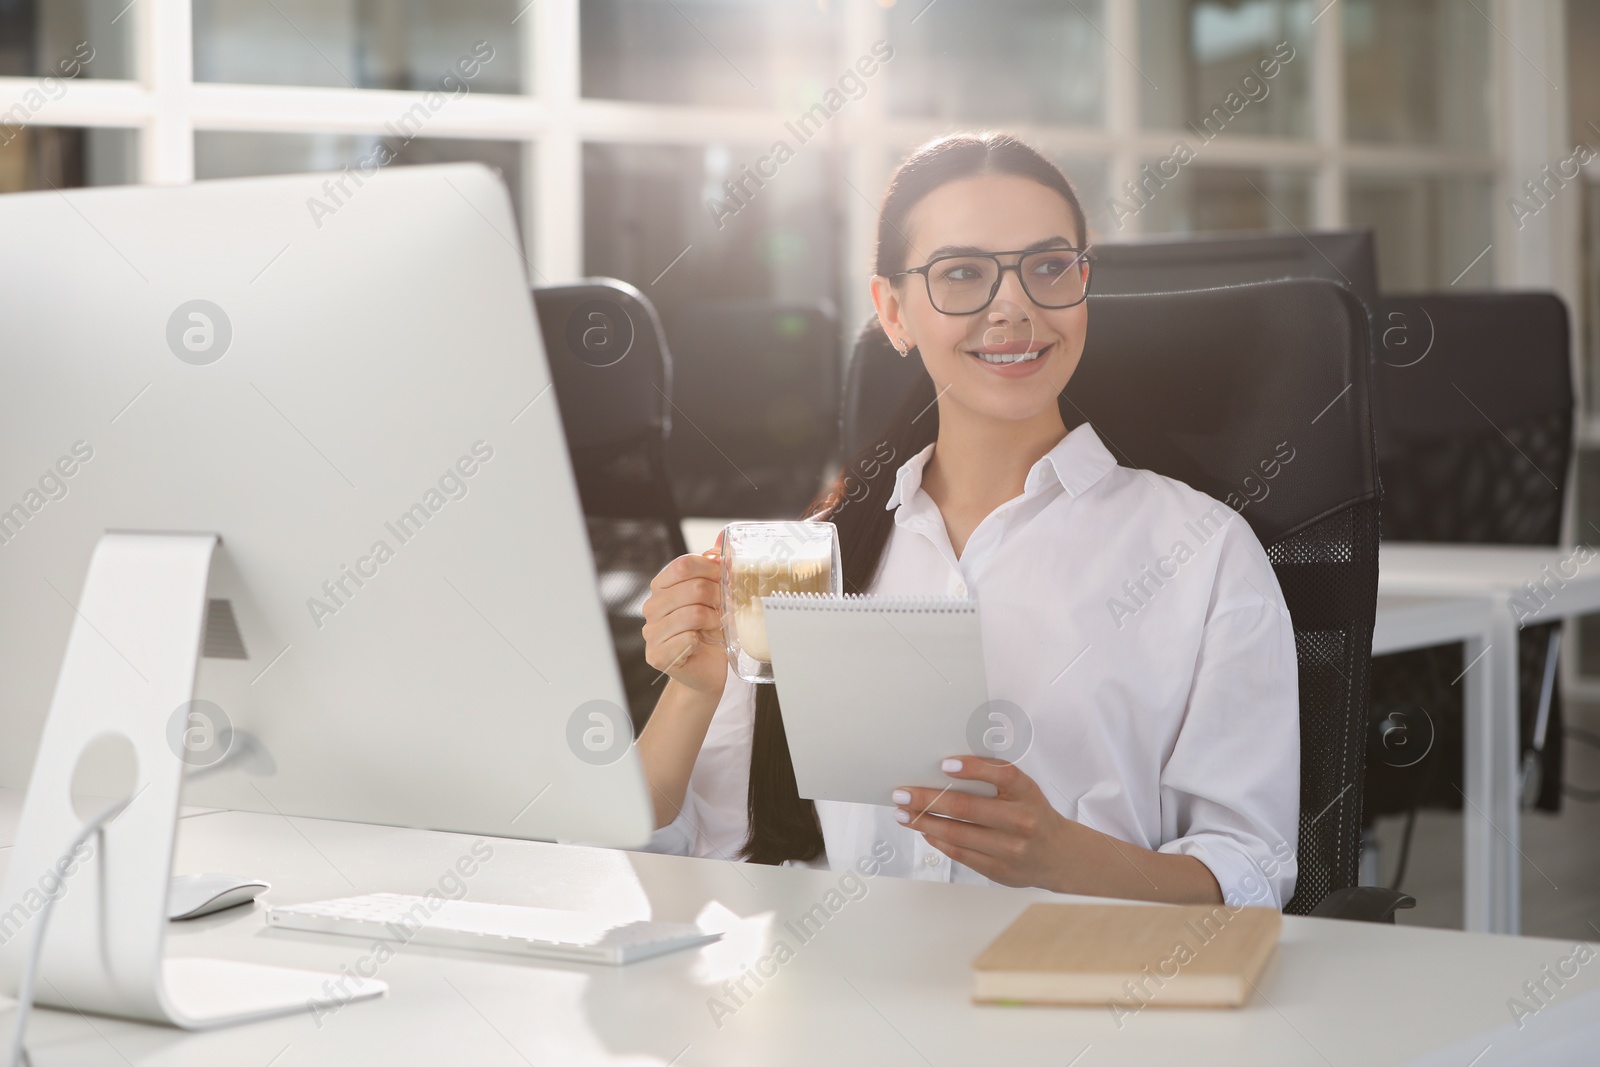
[886,0,1105,127]
[582,0,840,112]
[1135,164,1312,236]
[0,0,134,80]
[0,125,136,192]
[193,131,528,242]
[584,142,843,518]
[583,141,840,322]
[1139,0,1313,140]
[1056,155,1112,244]
[192,0,523,94]
[1343,0,1491,151]
[1347,173,1494,290]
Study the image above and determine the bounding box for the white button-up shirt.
[646,423,1301,909]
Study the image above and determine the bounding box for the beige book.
[972,902,1282,1008]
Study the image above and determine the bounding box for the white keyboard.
[267,893,721,965]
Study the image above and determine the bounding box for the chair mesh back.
[535,280,687,732]
[843,278,1380,914]
[1367,291,1573,815]
[1267,505,1380,908]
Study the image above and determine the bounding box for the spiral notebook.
[760,592,993,806]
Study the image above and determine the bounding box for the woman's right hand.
[641,537,728,697]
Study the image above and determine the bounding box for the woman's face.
[872,173,1088,426]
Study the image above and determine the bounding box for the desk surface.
[1379,542,1596,599]
[3,806,1596,1066]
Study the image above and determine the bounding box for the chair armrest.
[1309,887,1417,923]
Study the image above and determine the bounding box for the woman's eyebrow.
[924,236,1080,259]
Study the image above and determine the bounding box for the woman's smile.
[965,339,1053,375]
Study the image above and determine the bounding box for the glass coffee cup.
[720,521,841,683]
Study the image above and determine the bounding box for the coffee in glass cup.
[720,521,841,683]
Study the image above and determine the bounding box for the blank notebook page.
[760,592,990,805]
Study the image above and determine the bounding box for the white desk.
[2,809,1597,1066]
[1378,543,1600,937]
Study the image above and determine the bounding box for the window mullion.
[139,0,194,184]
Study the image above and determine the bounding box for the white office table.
[1378,543,1600,937]
[2,809,1596,1066]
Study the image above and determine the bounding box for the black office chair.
[1087,229,1393,460]
[1090,228,1379,311]
[1365,293,1574,879]
[843,278,1407,920]
[534,279,688,734]
[660,299,839,519]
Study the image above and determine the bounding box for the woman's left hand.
[892,758,1082,891]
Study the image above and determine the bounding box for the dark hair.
[738,131,1090,864]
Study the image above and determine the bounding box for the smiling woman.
[636,132,1301,913]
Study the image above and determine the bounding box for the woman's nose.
[990,267,1032,314]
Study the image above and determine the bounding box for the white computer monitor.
[0,163,653,849]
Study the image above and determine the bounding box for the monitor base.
[0,532,383,1032]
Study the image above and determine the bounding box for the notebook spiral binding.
[761,591,976,613]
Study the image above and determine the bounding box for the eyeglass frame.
[888,246,1094,315]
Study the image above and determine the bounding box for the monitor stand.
[0,532,384,1029]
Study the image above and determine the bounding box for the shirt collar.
[884,422,1118,512]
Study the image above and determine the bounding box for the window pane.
[584,142,842,518]
[1135,165,1311,236]
[582,0,839,111]
[193,131,528,247]
[1139,0,1313,140]
[1343,0,1491,151]
[0,0,134,79]
[584,142,840,319]
[887,0,1104,126]
[1057,155,1111,243]
[1347,173,1494,290]
[192,0,523,93]
[0,126,136,192]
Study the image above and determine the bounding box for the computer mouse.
[167,873,271,921]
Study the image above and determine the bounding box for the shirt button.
[923,853,941,868]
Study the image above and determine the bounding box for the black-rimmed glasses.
[891,247,1092,315]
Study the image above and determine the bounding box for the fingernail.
[893,808,910,823]
[891,789,911,805]
[942,758,963,773]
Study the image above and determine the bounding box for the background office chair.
[1086,229,1392,461]
[534,278,687,734]
[844,278,1406,920]
[661,299,839,519]
[1365,292,1574,886]
[1088,229,1379,312]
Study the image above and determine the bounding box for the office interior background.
[1,0,1597,938]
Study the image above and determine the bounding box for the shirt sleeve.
[1156,525,1301,910]
[634,664,756,863]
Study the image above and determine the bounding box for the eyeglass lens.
[926,250,1089,314]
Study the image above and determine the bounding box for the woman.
[636,132,1299,910]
